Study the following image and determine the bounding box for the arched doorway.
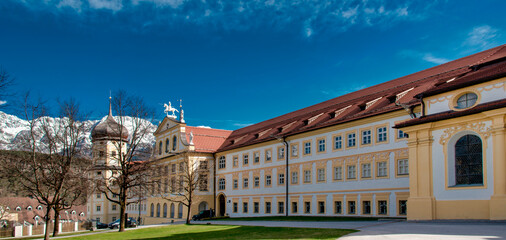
[198,201,208,211]
[218,194,226,216]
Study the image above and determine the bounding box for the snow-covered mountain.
[0,111,157,156]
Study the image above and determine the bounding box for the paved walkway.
[195,220,506,240]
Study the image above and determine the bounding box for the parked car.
[192,210,214,221]
[91,220,108,229]
[108,218,137,229]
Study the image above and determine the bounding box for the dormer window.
[80,212,85,216]
[16,206,21,211]
[27,206,32,211]
[37,205,43,210]
[455,93,478,109]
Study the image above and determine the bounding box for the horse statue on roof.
[164,102,179,118]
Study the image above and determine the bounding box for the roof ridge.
[472,44,506,66]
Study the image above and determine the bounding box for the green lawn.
[211,216,382,222]
[69,224,357,240]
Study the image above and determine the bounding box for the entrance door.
[219,195,226,216]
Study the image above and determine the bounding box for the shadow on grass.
[210,216,389,222]
[134,225,357,240]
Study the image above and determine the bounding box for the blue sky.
[0,0,505,130]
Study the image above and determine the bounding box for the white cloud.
[9,0,440,37]
[422,53,449,64]
[233,122,253,128]
[400,50,449,65]
[196,125,211,128]
[88,0,122,11]
[0,100,6,106]
[464,25,499,50]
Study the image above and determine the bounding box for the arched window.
[455,134,483,185]
[172,136,177,151]
[163,203,167,218]
[150,203,154,217]
[159,141,162,155]
[165,138,170,153]
[178,203,183,218]
[156,203,161,217]
[170,203,175,218]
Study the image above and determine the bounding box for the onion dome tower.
[91,97,129,143]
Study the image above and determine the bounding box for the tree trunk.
[52,210,60,237]
[44,207,51,240]
[186,195,192,224]
[119,195,126,232]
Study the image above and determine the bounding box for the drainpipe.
[271,134,289,216]
[283,137,289,217]
[420,95,426,117]
[212,153,216,215]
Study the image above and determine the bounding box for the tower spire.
[108,93,112,118]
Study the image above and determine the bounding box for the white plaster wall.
[218,114,412,217]
[426,80,506,115]
[431,123,494,201]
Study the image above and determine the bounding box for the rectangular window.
[265,175,272,186]
[233,202,238,213]
[362,201,371,214]
[112,217,116,222]
[347,133,356,147]
[398,159,409,175]
[348,201,356,214]
[347,165,356,179]
[96,193,101,199]
[334,166,342,180]
[218,158,225,169]
[112,205,117,211]
[96,206,101,212]
[278,147,285,159]
[378,200,388,215]
[233,156,238,167]
[318,201,325,214]
[399,200,407,215]
[278,173,285,185]
[304,201,311,213]
[362,130,371,145]
[377,127,387,142]
[334,201,342,214]
[218,178,225,190]
[265,202,271,213]
[292,202,298,213]
[317,168,325,182]
[318,139,326,152]
[304,170,311,183]
[304,142,311,154]
[265,150,272,162]
[254,152,260,163]
[398,129,408,139]
[334,136,342,150]
[377,162,388,177]
[243,178,249,188]
[362,163,371,178]
[243,154,249,165]
[243,202,248,213]
[233,179,238,189]
[254,202,259,213]
[254,177,260,187]
[278,202,284,214]
[291,171,298,184]
[291,144,298,157]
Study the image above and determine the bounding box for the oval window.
[456,93,477,109]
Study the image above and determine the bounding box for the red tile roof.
[217,44,506,152]
[0,197,86,224]
[185,127,232,153]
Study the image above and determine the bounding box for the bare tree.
[95,90,156,232]
[161,152,212,224]
[0,66,14,109]
[0,94,91,240]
